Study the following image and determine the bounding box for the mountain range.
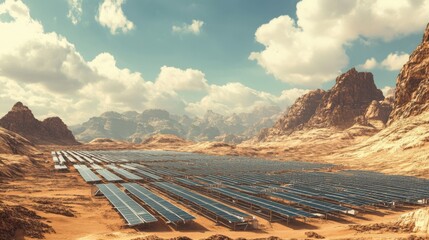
[70,105,281,143]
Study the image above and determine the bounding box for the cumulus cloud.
[358,52,410,71]
[250,0,429,86]
[154,66,209,92]
[381,52,410,71]
[67,0,82,25]
[96,0,134,34]
[0,0,94,93]
[360,58,378,70]
[172,19,204,35]
[186,83,308,116]
[381,86,395,98]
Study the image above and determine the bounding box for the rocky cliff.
[0,102,79,145]
[388,23,429,124]
[271,89,326,135]
[307,68,384,129]
[259,68,386,141]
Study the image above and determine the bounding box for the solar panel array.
[56,149,429,228]
[153,182,252,224]
[74,164,101,183]
[96,183,157,226]
[122,183,194,224]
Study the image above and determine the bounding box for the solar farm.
[51,150,429,231]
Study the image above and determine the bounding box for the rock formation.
[388,23,429,124]
[271,89,326,135]
[307,68,384,129]
[259,68,386,140]
[364,98,393,129]
[0,102,79,145]
[0,127,38,155]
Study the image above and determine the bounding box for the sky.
[0,0,428,125]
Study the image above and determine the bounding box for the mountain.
[71,105,281,143]
[388,23,429,124]
[336,23,429,177]
[258,68,388,141]
[0,102,79,145]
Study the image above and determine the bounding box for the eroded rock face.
[389,23,429,124]
[260,68,385,141]
[307,68,384,129]
[0,102,79,145]
[364,98,393,129]
[272,89,326,134]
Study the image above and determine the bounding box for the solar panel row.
[96,183,157,226]
[153,182,252,224]
[122,183,194,224]
[130,168,162,181]
[107,165,143,180]
[97,169,123,182]
[269,191,352,213]
[213,188,314,218]
[73,164,101,183]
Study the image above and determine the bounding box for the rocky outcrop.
[389,23,429,124]
[272,89,326,135]
[364,98,394,129]
[0,127,38,155]
[307,68,384,129]
[259,68,385,141]
[141,134,190,146]
[395,208,429,234]
[0,102,79,145]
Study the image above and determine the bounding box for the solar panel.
[153,182,252,224]
[97,169,123,182]
[269,191,352,213]
[107,165,143,180]
[175,178,203,187]
[96,183,157,226]
[73,164,101,183]
[130,168,162,181]
[213,188,314,218]
[122,183,194,223]
[54,165,68,170]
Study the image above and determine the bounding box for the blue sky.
[1,0,428,124]
[23,0,299,94]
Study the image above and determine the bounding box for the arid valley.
[1,1,429,240]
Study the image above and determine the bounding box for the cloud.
[67,0,82,25]
[186,83,308,116]
[358,52,410,71]
[381,86,394,98]
[0,0,94,93]
[172,19,204,35]
[381,52,410,71]
[360,57,378,70]
[154,66,209,92]
[96,0,134,34]
[250,0,429,86]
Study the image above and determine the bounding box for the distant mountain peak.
[11,102,29,112]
